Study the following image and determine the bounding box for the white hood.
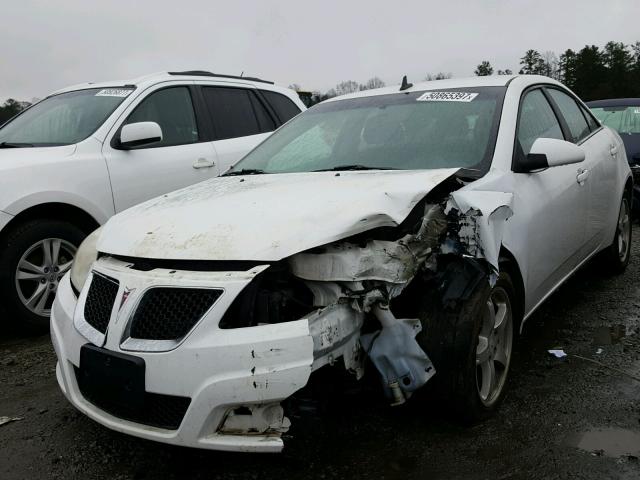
[97,169,460,261]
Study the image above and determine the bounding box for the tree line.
[475,41,640,101]
[298,40,639,105]
[0,99,31,125]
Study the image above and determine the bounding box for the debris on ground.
[0,416,23,427]
[548,349,568,358]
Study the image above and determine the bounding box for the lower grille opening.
[74,366,190,430]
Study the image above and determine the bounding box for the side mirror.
[515,137,585,173]
[119,122,163,149]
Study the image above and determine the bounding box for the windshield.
[0,87,134,146]
[590,105,640,135]
[230,87,506,174]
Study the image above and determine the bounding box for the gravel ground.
[2,235,640,480]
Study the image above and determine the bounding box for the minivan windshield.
[590,105,640,135]
[0,87,134,147]
[229,87,506,175]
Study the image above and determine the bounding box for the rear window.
[261,91,301,124]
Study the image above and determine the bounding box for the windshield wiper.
[313,164,396,172]
[0,142,34,148]
[222,168,267,177]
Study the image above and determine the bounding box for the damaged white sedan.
[51,75,632,452]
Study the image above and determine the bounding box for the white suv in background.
[0,71,305,331]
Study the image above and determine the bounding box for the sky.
[1,0,638,102]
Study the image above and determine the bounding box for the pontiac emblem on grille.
[119,287,135,311]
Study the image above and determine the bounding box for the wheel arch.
[0,202,100,241]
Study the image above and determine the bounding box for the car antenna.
[399,75,413,91]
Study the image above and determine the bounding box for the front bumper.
[51,259,315,452]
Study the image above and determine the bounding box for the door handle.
[576,168,590,185]
[610,145,618,156]
[193,158,215,169]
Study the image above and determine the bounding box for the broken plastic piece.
[446,190,514,270]
[218,404,290,435]
[306,303,365,376]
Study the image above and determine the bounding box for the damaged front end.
[53,172,515,453]
[218,185,514,439]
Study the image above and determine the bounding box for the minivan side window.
[260,91,302,124]
[125,87,199,147]
[547,89,591,143]
[202,87,274,140]
[517,89,564,155]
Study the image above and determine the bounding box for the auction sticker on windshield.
[416,91,478,102]
[95,89,133,97]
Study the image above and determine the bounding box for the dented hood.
[97,169,459,261]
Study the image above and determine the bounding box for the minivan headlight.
[70,227,102,292]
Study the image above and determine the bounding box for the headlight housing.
[70,227,102,293]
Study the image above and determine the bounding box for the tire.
[0,219,87,333]
[416,264,515,424]
[598,194,632,274]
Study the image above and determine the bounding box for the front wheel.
[417,267,516,423]
[0,219,86,333]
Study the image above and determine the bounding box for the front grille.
[84,274,119,333]
[129,288,222,340]
[74,367,190,430]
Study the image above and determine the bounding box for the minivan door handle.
[193,158,215,169]
[576,168,590,185]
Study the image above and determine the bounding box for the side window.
[547,89,591,142]
[249,92,276,132]
[202,87,273,140]
[260,91,302,124]
[580,103,601,132]
[125,87,199,147]
[517,89,564,155]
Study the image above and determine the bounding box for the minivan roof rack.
[167,70,275,85]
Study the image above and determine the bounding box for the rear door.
[200,85,278,173]
[103,83,219,212]
[546,87,615,252]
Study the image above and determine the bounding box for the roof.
[49,71,279,96]
[324,75,561,102]
[586,98,640,107]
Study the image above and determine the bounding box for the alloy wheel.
[475,286,513,407]
[14,238,77,317]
